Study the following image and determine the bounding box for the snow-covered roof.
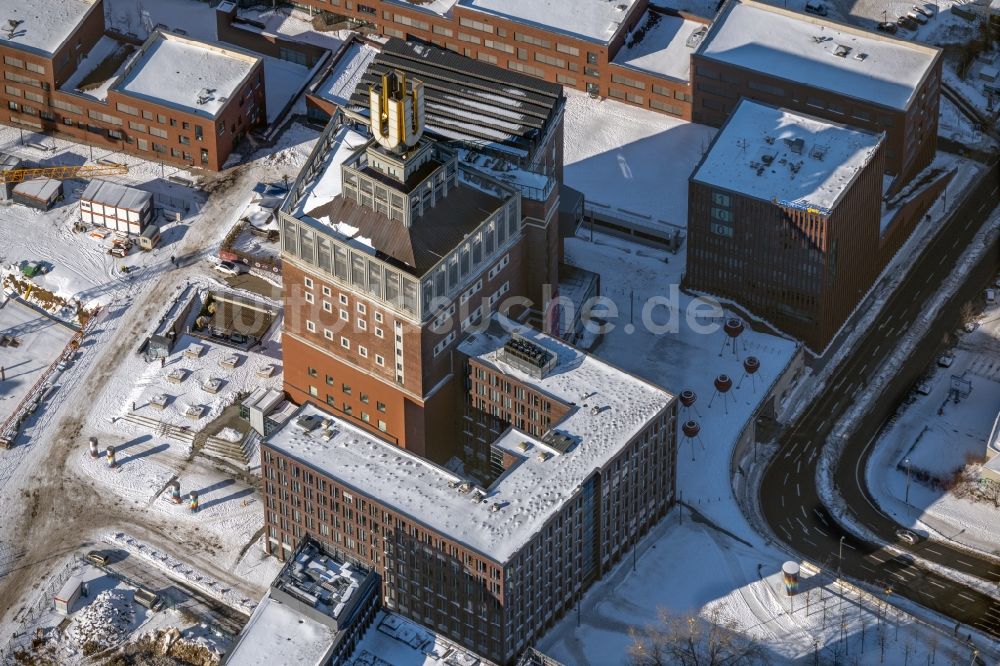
[0,0,99,57]
[315,42,379,107]
[115,31,261,118]
[458,0,640,43]
[266,318,672,564]
[697,0,940,110]
[293,124,368,219]
[225,596,336,666]
[394,0,460,16]
[13,178,61,201]
[613,11,706,81]
[81,180,152,211]
[691,100,882,213]
[351,611,490,666]
[60,36,137,103]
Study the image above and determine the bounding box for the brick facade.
[261,396,676,665]
[0,4,266,172]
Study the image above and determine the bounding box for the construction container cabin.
[12,178,62,210]
[54,575,84,615]
[0,152,23,203]
[80,180,154,235]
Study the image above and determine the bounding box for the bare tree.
[627,607,767,666]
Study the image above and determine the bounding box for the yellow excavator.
[0,163,128,184]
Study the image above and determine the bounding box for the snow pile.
[65,589,136,653]
[215,427,244,443]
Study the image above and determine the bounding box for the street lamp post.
[904,458,912,504]
[838,536,845,573]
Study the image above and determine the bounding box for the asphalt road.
[759,160,1000,640]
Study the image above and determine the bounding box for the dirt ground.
[0,157,296,633]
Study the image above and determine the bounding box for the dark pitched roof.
[305,183,505,277]
[350,38,563,160]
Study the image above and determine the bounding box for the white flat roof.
[613,12,705,81]
[316,42,379,107]
[0,0,97,57]
[459,0,639,43]
[225,596,335,666]
[267,319,672,563]
[116,32,259,118]
[697,0,939,110]
[692,100,882,213]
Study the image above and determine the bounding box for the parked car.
[914,380,932,396]
[912,5,933,17]
[876,21,898,33]
[890,553,916,567]
[894,529,919,545]
[213,260,242,277]
[963,321,979,333]
[908,11,928,24]
[804,1,828,15]
[936,352,954,368]
[898,15,919,30]
[986,288,997,305]
[85,550,109,567]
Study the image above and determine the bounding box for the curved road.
[759,160,1000,639]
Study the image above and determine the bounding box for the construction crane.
[0,163,128,185]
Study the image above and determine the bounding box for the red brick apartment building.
[0,0,265,171]
[260,316,676,664]
[685,100,886,352]
[691,0,941,192]
[294,0,710,119]
[279,59,565,463]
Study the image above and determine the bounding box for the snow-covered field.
[112,328,282,430]
[538,512,977,664]
[564,232,796,529]
[0,126,204,312]
[867,302,1000,555]
[563,91,717,232]
[0,299,76,424]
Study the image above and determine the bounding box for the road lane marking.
[796,460,801,474]
[928,580,946,589]
[957,592,976,602]
[955,559,974,567]
[780,495,785,507]
[923,547,942,556]
[796,483,801,497]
